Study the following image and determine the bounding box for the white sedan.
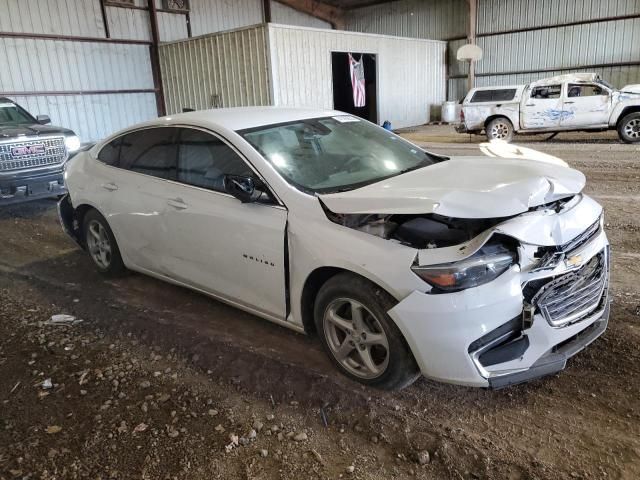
[59,108,610,389]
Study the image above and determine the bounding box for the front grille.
[532,216,602,271]
[0,137,67,172]
[531,248,608,327]
[560,216,601,252]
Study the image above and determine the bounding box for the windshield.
[239,116,440,194]
[0,101,36,126]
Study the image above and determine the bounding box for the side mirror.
[223,175,262,203]
[36,114,51,125]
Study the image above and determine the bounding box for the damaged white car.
[457,73,640,143]
[59,108,610,389]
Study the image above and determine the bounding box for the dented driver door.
[560,83,611,128]
[520,84,564,129]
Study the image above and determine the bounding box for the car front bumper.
[388,228,610,388]
[0,170,66,205]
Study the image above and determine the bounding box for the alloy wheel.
[86,220,112,269]
[323,298,390,379]
[624,118,640,139]
[490,122,510,139]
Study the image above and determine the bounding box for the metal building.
[345,0,640,101]
[159,23,446,129]
[0,0,330,142]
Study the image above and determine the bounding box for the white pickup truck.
[456,73,640,143]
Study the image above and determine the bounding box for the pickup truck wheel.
[618,112,640,144]
[82,209,126,276]
[314,273,420,390]
[486,117,514,142]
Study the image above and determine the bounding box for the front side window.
[239,116,439,194]
[530,85,561,99]
[0,101,36,126]
[567,84,606,98]
[177,128,253,193]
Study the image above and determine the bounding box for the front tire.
[82,209,126,276]
[486,117,514,142]
[314,273,420,390]
[617,112,640,143]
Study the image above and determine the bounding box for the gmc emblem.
[11,144,46,157]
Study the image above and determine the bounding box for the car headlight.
[411,242,517,292]
[64,135,81,153]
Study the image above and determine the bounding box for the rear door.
[161,127,288,319]
[561,83,611,127]
[521,84,564,129]
[94,127,178,272]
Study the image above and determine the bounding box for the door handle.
[101,182,118,191]
[525,103,535,106]
[564,101,575,104]
[167,198,188,210]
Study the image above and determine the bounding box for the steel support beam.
[467,0,477,92]
[147,0,166,117]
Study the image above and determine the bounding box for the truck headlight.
[65,135,81,153]
[411,243,516,292]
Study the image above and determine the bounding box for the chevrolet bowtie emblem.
[566,254,583,267]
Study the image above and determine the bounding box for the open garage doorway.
[331,52,378,123]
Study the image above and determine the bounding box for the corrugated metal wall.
[347,0,640,102]
[189,0,263,37]
[268,24,446,129]
[344,0,468,41]
[470,1,640,96]
[271,1,332,29]
[0,0,158,142]
[159,25,271,115]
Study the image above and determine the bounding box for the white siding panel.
[0,0,105,37]
[268,25,446,128]
[7,93,157,142]
[270,1,331,29]
[158,12,189,42]
[106,5,152,41]
[0,39,154,92]
[159,25,271,114]
[189,0,263,36]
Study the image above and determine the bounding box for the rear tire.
[617,112,640,144]
[82,209,126,277]
[314,273,420,390]
[486,117,514,142]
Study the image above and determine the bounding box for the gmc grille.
[0,137,67,172]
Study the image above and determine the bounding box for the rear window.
[470,89,517,103]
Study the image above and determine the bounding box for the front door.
[161,127,288,319]
[521,84,564,129]
[560,83,611,128]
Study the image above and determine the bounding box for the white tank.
[442,101,458,123]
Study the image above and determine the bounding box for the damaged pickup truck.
[59,108,610,389]
[457,73,640,143]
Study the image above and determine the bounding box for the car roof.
[144,106,344,131]
[530,73,599,87]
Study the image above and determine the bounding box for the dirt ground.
[1,126,639,479]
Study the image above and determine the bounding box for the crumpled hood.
[319,156,586,218]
